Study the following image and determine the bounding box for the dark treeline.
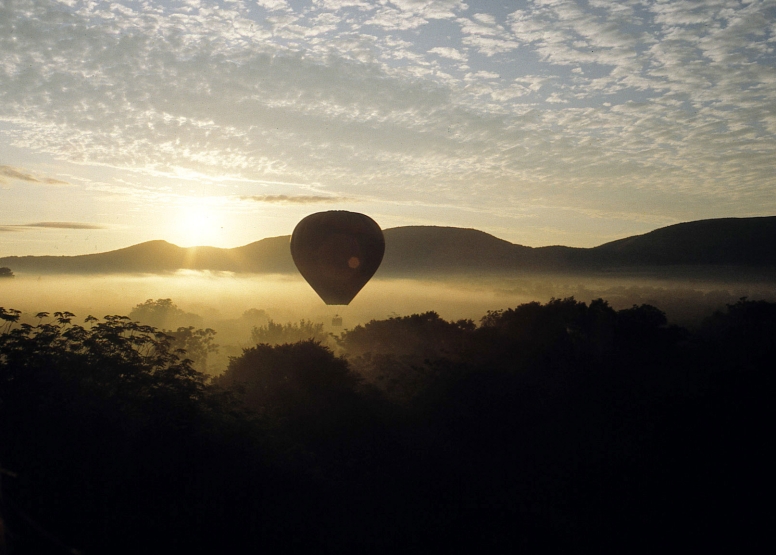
[0,298,773,553]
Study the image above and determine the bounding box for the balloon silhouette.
[290,211,385,305]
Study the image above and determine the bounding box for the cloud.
[314,0,373,11]
[0,222,106,230]
[456,13,520,56]
[256,0,291,12]
[428,47,467,62]
[240,195,353,204]
[26,222,105,229]
[0,165,38,183]
[365,0,466,30]
[390,0,467,20]
[0,165,70,185]
[0,0,774,226]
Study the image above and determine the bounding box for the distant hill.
[590,217,776,266]
[2,216,775,276]
[0,236,296,275]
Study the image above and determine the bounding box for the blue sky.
[1,0,775,255]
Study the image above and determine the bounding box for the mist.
[4,270,775,336]
[3,270,775,552]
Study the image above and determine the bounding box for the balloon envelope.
[290,211,385,305]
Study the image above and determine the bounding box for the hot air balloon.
[290,211,385,305]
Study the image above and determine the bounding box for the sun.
[172,197,223,247]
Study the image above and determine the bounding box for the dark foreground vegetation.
[0,298,773,553]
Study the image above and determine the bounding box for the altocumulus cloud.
[0,0,775,223]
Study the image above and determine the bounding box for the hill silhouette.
[0,236,296,274]
[1,216,775,275]
[591,217,776,266]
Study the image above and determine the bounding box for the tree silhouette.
[701,297,776,370]
[0,309,242,553]
[338,311,473,359]
[0,267,13,278]
[0,308,21,334]
[1,298,773,553]
[219,341,360,429]
[337,312,474,403]
[250,319,328,345]
[165,326,219,373]
[129,298,203,329]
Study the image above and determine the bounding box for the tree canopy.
[250,319,328,345]
[0,298,773,553]
[129,298,203,329]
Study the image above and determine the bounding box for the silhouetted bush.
[0,310,290,554]
[217,341,394,468]
[338,311,474,359]
[165,325,219,373]
[1,298,773,553]
[218,340,359,425]
[129,298,203,329]
[338,312,474,403]
[250,319,328,345]
[700,297,776,370]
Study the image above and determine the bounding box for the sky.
[1,0,775,256]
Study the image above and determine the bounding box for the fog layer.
[4,271,775,329]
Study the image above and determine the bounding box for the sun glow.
[171,197,226,247]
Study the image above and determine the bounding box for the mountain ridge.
[2,216,775,276]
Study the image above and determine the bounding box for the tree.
[338,311,474,359]
[0,309,278,554]
[218,341,363,440]
[165,326,219,373]
[250,319,328,346]
[0,311,209,406]
[701,297,776,371]
[337,312,474,403]
[129,298,202,329]
[0,267,13,279]
[0,307,21,334]
[239,308,270,325]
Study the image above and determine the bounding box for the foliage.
[475,297,596,367]
[471,297,682,369]
[216,339,396,504]
[0,307,21,334]
[0,310,216,422]
[0,298,773,553]
[337,312,474,403]
[250,319,328,345]
[700,297,776,371]
[218,340,360,425]
[338,311,474,359]
[165,326,219,373]
[129,298,203,329]
[239,307,270,325]
[0,309,265,554]
[0,267,13,278]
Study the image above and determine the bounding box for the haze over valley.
[2,1,775,551]
[5,216,776,275]
[3,216,776,376]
